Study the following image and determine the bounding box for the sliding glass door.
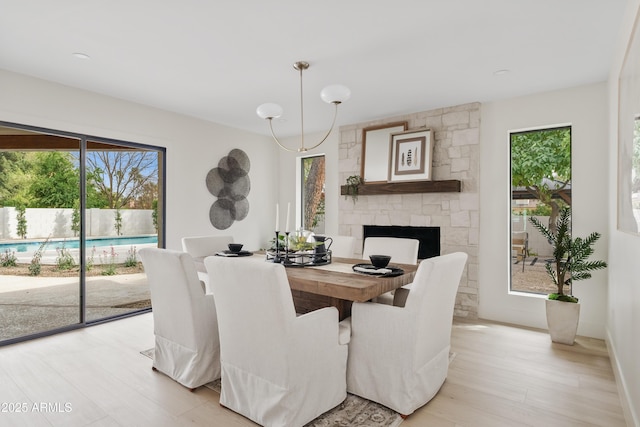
[0,122,165,344]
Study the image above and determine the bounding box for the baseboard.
[605,328,639,427]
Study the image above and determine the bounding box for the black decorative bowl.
[228,243,244,253]
[369,254,391,268]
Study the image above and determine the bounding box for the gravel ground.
[511,257,558,294]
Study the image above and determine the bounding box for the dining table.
[226,254,418,320]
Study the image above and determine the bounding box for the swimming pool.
[0,235,158,253]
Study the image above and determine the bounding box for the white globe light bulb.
[320,85,351,104]
[256,103,283,119]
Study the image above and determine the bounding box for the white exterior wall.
[0,207,155,239]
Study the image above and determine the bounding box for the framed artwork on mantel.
[361,121,408,183]
[618,11,640,234]
[388,128,433,182]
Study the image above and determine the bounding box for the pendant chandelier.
[256,61,351,153]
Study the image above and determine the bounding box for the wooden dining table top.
[284,257,418,302]
[239,255,418,302]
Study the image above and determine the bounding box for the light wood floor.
[0,313,627,426]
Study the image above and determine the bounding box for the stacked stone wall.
[338,102,480,318]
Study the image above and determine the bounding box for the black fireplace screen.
[362,225,440,259]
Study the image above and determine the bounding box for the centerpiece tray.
[266,250,332,267]
[352,263,405,277]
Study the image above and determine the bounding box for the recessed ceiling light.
[72,52,90,60]
[493,69,510,76]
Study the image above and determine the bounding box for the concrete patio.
[0,272,150,341]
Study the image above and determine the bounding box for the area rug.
[140,348,402,426]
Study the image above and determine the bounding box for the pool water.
[0,235,158,253]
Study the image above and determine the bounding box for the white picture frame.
[388,129,433,182]
[361,122,408,183]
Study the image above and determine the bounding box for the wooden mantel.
[340,179,461,196]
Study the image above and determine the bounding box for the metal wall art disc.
[206,149,250,230]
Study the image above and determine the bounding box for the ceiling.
[0,0,629,138]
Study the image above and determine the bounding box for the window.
[300,155,325,233]
[0,121,165,345]
[510,126,571,295]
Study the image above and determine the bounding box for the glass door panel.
[0,125,81,341]
[84,140,160,322]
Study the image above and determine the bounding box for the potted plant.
[529,207,607,345]
[344,175,363,203]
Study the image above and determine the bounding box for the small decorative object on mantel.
[344,175,363,203]
[206,149,251,230]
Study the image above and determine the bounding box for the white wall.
[479,82,609,338]
[607,0,640,425]
[0,69,277,252]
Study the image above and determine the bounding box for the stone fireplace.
[338,102,479,318]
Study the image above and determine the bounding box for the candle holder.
[272,230,282,263]
[283,231,291,264]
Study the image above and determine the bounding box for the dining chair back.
[362,236,419,265]
[345,252,467,416]
[329,235,357,258]
[138,248,221,389]
[181,235,234,271]
[204,256,348,427]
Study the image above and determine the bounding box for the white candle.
[285,202,291,232]
[275,203,279,231]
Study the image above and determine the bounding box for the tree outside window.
[301,155,325,233]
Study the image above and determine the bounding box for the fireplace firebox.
[363,225,440,259]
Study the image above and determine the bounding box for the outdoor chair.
[512,231,529,272]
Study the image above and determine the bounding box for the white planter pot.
[545,299,580,345]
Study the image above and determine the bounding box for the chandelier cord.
[299,65,305,151]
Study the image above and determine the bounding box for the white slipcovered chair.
[363,237,419,304]
[204,256,349,427]
[181,235,234,273]
[362,236,419,264]
[329,235,357,259]
[181,235,234,291]
[138,248,221,390]
[345,252,467,417]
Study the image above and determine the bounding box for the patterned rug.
[140,348,401,426]
[140,349,457,426]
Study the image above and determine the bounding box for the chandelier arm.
[305,102,339,151]
[267,118,298,153]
